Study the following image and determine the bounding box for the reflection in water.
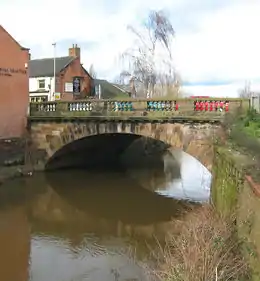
[0,150,211,281]
[29,170,187,281]
[46,170,191,224]
[0,179,31,281]
[156,150,211,202]
[127,150,211,202]
[31,235,150,281]
[0,206,30,281]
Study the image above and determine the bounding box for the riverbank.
[0,138,32,185]
[224,109,260,181]
[150,204,250,281]
[149,110,258,281]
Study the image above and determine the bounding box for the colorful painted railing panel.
[28,98,248,119]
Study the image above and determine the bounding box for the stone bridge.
[27,98,247,171]
[28,120,223,172]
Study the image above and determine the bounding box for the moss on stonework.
[211,147,241,217]
[212,145,260,279]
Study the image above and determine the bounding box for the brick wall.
[58,57,92,100]
[0,26,29,138]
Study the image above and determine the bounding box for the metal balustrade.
[193,100,229,112]
[147,101,178,111]
[107,101,133,111]
[68,102,93,111]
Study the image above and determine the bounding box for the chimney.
[69,43,80,60]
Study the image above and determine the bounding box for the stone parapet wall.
[212,147,260,279]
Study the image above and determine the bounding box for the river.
[0,149,211,281]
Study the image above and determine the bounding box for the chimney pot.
[68,44,81,60]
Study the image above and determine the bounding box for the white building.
[28,56,76,102]
[29,76,54,102]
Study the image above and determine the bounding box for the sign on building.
[55,92,61,100]
[64,82,73,92]
[73,77,81,95]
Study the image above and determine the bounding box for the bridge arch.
[29,120,220,172]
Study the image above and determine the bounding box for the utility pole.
[52,42,56,100]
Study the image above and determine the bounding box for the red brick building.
[0,25,30,138]
[29,44,94,102]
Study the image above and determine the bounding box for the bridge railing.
[28,98,249,120]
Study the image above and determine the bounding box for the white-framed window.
[65,82,73,92]
[38,79,45,89]
[30,96,48,102]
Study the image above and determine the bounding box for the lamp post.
[52,42,56,100]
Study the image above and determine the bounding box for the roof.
[0,25,29,51]
[94,79,129,99]
[112,83,131,93]
[28,56,75,77]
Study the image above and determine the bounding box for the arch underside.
[44,122,214,172]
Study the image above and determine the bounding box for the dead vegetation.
[148,205,250,281]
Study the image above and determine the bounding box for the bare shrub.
[151,205,249,281]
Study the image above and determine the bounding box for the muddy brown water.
[0,151,210,281]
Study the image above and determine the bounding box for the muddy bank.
[0,138,32,185]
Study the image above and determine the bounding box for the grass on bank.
[224,108,260,138]
[224,108,260,156]
[239,109,260,138]
[149,205,250,281]
[223,109,260,180]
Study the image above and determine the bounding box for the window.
[30,96,48,102]
[38,79,45,89]
[65,82,73,92]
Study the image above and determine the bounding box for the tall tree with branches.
[239,80,252,98]
[120,10,176,98]
[89,64,97,78]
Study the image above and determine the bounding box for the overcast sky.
[1,0,260,96]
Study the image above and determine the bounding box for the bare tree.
[120,10,178,98]
[113,75,124,85]
[239,80,251,98]
[156,61,182,97]
[89,64,96,78]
